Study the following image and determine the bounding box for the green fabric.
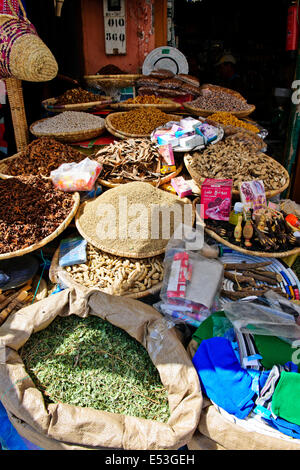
[253,335,300,371]
[192,311,226,344]
[272,371,300,426]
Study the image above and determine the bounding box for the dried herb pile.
[95,138,162,183]
[0,176,75,254]
[21,315,170,422]
[4,137,86,177]
[55,88,103,105]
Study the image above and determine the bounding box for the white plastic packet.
[51,157,102,192]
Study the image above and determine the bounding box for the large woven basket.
[0,1,58,82]
[183,84,255,118]
[30,117,106,143]
[184,153,290,199]
[49,247,162,300]
[105,112,181,139]
[0,192,80,260]
[4,77,29,151]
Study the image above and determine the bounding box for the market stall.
[2,1,300,453]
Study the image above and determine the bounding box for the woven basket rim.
[42,97,114,112]
[184,153,290,199]
[105,112,181,139]
[75,196,193,259]
[0,192,80,260]
[110,99,182,112]
[29,117,106,142]
[49,246,162,299]
[183,102,256,118]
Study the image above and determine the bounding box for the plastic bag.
[223,290,300,341]
[50,157,102,192]
[154,224,223,327]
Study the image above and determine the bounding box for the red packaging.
[167,252,191,299]
[200,178,233,221]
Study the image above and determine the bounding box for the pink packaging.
[171,176,193,198]
[200,178,233,221]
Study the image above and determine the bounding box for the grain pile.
[76,182,192,257]
[21,315,170,422]
[188,86,252,113]
[207,112,259,133]
[123,95,166,104]
[185,141,288,191]
[95,138,162,183]
[3,137,86,177]
[31,111,105,134]
[0,176,75,254]
[109,108,178,135]
[64,243,164,295]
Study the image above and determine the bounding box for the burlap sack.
[187,339,300,450]
[0,286,202,450]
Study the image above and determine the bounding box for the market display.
[0,176,77,255]
[21,314,170,422]
[0,137,86,177]
[184,140,289,193]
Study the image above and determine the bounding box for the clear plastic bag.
[50,157,102,192]
[223,290,300,341]
[154,224,223,327]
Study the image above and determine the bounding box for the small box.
[179,117,201,130]
[179,134,205,149]
[157,135,180,146]
[201,179,233,221]
[171,176,193,198]
[239,180,267,213]
[195,123,218,143]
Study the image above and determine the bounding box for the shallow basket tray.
[75,196,194,259]
[184,153,290,199]
[97,161,184,188]
[110,98,182,113]
[105,112,181,139]
[30,117,106,143]
[42,96,114,113]
[84,74,142,92]
[49,247,162,299]
[0,192,80,260]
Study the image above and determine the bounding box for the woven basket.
[184,153,290,199]
[29,117,106,143]
[0,192,80,260]
[183,84,255,118]
[97,161,184,189]
[84,74,142,94]
[42,96,114,113]
[49,247,162,300]
[0,1,58,82]
[110,98,182,112]
[105,112,181,139]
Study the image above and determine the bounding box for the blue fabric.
[0,401,41,450]
[263,415,300,439]
[192,337,257,419]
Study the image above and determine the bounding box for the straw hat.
[0,0,58,82]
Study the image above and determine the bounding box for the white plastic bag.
[51,157,102,192]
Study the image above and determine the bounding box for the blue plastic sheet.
[0,401,41,450]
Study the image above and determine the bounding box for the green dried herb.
[21,315,170,422]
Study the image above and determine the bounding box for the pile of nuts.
[123,95,166,104]
[64,243,164,295]
[4,137,86,176]
[185,140,287,191]
[109,108,179,135]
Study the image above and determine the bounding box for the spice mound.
[123,95,166,104]
[76,181,192,258]
[109,108,178,135]
[21,315,170,422]
[55,88,104,105]
[188,88,252,113]
[0,176,76,254]
[207,112,259,133]
[4,137,86,177]
[31,111,105,135]
[64,243,164,295]
[185,141,288,191]
[95,138,162,183]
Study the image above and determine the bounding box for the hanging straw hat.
[0,0,58,82]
